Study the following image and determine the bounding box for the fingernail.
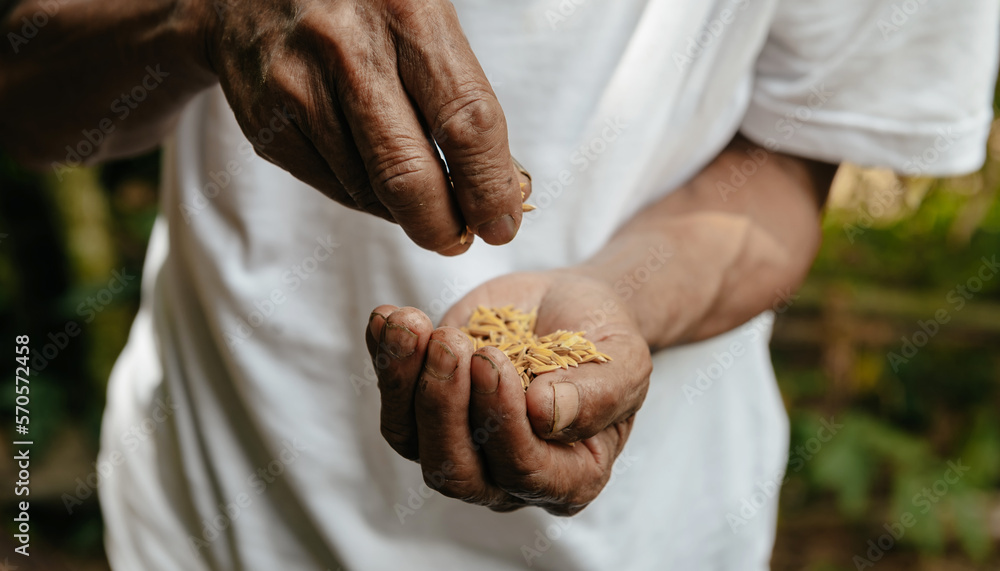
[471,353,500,394]
[551,383,580,434]
[425,339,458,381]
[369,310,386,331]
[384,323,417,359]
[477,214,516,244]
[512,156,531,182]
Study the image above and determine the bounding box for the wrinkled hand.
[202,0,529,255]
[365,272,652,515]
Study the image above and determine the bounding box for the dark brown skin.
[367,135,838,515]
[0,0,529,254]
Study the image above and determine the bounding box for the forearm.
[574,134,837,351]
[0,0,215,167]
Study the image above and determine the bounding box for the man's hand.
[365,272,652,514]
[1,0,528,255]
[204,0,528,254]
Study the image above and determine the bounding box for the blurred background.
[1,86,999,570]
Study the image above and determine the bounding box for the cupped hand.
[201,0,529,255]
[365,272,652,515]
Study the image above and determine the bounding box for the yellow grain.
[460,306,611,390]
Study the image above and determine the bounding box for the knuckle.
[495,464,548,500]
[416,377,450,410]
[298,3,358,42]
[370,149,434,209]
[571,389,616,438]
[434,86,505,146]
[385,0,455,35]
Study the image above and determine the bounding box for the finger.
[242,102,361,212]
[525,333,651,444]
[413,328,513,507]
[365,305,396,358]
[467,347,568,501]
[318,19,467,253]
[469,347,625,514]
[296,95,396,222]
[228,49,396,222]
[375,307,434,461]
[268,48,400,222]
[391,3,524,245]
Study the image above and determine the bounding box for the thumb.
[524,332,651,443]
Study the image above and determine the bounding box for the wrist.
[558,252,668,349]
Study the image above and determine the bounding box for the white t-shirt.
[97,1,998,569]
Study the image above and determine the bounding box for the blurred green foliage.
[773,129,1000,566]
[0,149,158,563]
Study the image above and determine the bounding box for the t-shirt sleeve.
[740,0,999,176]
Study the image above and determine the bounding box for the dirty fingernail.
[551,383,580,434]
[425,339,458,381]
[471,353,500,394]
[477,214,516,245]
[369,310,386,333]
[384,323,417,359]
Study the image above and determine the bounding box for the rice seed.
[461,306,611,390]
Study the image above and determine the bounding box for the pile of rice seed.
[461,305,611,390]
